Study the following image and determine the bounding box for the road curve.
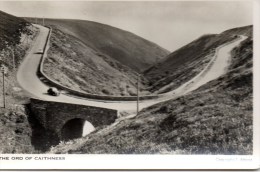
[165,35,247,96]
[17,25,246,112]
[183,35,247,94]
[17,25,160,111]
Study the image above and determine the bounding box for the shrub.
[159,105,171,113]
[128,89,137,96]
[101,89,110,95]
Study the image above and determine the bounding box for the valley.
[50,33,253,154]
[0,9,253,155]
[41,19,169,96]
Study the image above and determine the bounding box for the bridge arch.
[30,98,117,143]
[61,118,95,141]
[61,118,85,141]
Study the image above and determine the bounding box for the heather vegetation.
[43,25,151,96]
[41,19,171,96]
[0,11,31,51]
[44,19,169,72]
[0,10,253,155]
[0,10,39,153]
[0,106,35,153]
[144,26,252,94]
[50,26,253,154]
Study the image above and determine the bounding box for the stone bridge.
[29,98,118,141]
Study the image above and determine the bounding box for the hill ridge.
[144,25,252,93]
[44,18,170,72]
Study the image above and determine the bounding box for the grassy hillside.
[0,10,28,51]
[0,10,38,106]
[144,25,252,93]
[0,10,36,79]
[43,25,151,96]
[0,10,39,153]
[221,25,252,37]
[50,26,252,154]
[0,106,35,153]
[44,19,169,72]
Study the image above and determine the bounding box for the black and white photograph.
[0,0,259,170]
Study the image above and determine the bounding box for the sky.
[0,1,253,51]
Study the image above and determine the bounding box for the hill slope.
[0,10,38,105]
[0,10,28,51]
[0,10,39,153]
[144,25,252,93]
[50,26,253,154]
[44,19,169,72]
[42,19,169,96]
[43,25,151,96]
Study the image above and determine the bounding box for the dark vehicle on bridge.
[47,87,60,96]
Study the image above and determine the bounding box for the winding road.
[17,25,247,112]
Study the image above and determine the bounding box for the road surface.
[17,25,246,112]
[165,35,247,96]
[17,25,162,111]
[183,35,247,93]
